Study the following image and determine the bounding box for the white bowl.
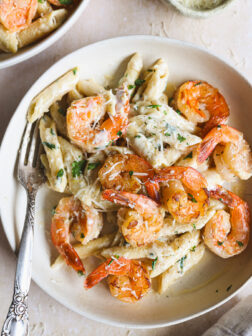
[0,0,90,70]
[0,36,252,328]
[163,0,236,18]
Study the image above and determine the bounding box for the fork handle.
[1,190,36,336]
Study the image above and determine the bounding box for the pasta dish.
[0,0,79,53]
[27,53,252,303]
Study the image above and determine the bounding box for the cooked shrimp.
[155,167,209,224]
[67,86,130,153]
[48,0,72,5]
[98,153,160,200]
[51,196,103,273]
[172,81,229,137]
[102,189,163,246]
[0,0,37,32]
[84,258,151,303]
[204,185,250,258]
[197,125,252,180]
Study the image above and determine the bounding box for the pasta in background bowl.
[0,0,90,69]
[0,36,252,328]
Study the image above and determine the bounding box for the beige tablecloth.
[0,0,252,335]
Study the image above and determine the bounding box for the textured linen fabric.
[202,296,252,336]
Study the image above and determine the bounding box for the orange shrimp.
[154,167,209,224]
[48,0,72,5]
[51,196,103,273]
[102,189,163,246]
[196,125,252,180]
[98,153,160,201]
[204,185,250,258]
[172,81,229,137]
[84,258,151,303]
[67,86,130,153]
[0,0,37,32]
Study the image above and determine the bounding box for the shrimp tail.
[197,137,218,164]
[145,179,161,203]
[60,242,85,273]
[84,257,131,289]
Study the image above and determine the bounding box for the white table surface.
[0,0,252,335]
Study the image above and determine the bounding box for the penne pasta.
[0,24,18,53]
[39,115,67,192]
[28,68,79,123]
[158,243,205,294]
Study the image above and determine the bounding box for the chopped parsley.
[72,67,77,75]
[51,206,57,215]
[226,285,232,292]
[152,257,158,270]
[163,110,167,115]
[217,125,222,129]
[72,160,85,177]
[135,79,145,86]
[50,128,55,135]
[87,162,100,170]
[58,107,66,116]
[80,233,85,238]
[179,256,187,273]
[134,135,141,138]
[168,97,174,105]
[219,198,223,202]
[188,193,197,203]
[38,0,44,3]
[236,241,244,247]
[184,152,193,159]
[108,256,119,266]
[175,109,181,115]
[164,132,171,136]
[77,270,84,276]
[128,84,136,90]
[56,169,64,179]
[190,245,196,252]
[129,170,134,177]
[147,69,154,72]
[117,131,122,137]
[194,82,202,86]
[43,142,55,149]
[147,104,161,109]
[192,223,196,230]
[217,241,224,246]
[59,0,73,5]
[177,134,186,143]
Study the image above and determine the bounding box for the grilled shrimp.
[98,153,160,200]
[204,185,250,258]
[197,125,252,180]
[84,257,151,303]
[155,167,209,224]
[102,189,163,246]
[51,196,103,273]
[0,0,37,32]
[67,86,130,153]
[171,81,229,136]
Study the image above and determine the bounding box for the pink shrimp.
[204,185,250,258]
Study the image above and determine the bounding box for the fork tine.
[36,143,44,168]
[18,122,32,167]
[27,121,40,167]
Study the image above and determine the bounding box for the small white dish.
[164,0,236,18]
[0,0,90,70]
[0,36,252,328]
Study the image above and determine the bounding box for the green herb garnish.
[147,104,161,109]
[188,193,197,203]
[43,142,55,150]
[179,256,187,273]
[164,132,171,136]
[72,67,77,75]
[87,162,100,170]
[129,170,134,177]
[176,109,181,115]
[192,223,196,230]
[80,233,85,238]
[177,134,186,143]
[51,206,57,215]
[56,169,64,179]
[217,241,224,246]
[184,152,193,159]
[117,131,122,137]
[194,82,202,86]
[59,0,73,5]
[50,128,55,135]
[190,246,196,252]
[128,84,136,90]
[77,270,84,276]
[152,257,158,270]
[217,125,221,129]
[72,160,85,177]
[236,241,244,247]
[135,79,145,86]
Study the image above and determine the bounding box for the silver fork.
[1,121,45,336]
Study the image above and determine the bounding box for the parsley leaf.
[192,223,196,230]
[51,206,57,215]
[152,257,158,270]
[188,193,197,203]
[236,240,244,247]
[184,152,193,159]
[128,84,136,90]
[147,104,161,109]
[217,125,222,129]
[179,256,187,273]
[190,246,196,252]
[80,233,85,238]
[135,79,145,86]
[72,160,85,177]
[72,67,77,75]
[176,109,181,115]
[217,241,224,246]
[43,142,55,149]
[59,0,73,4]
[194,82,202,86]
[87,162,100,170]
[77,270,84,276]
[56,169,64,179]
[117,130,122,137]
[164,132,171,136]
[129,170,134,177]
[50,128,55,135]
[177,134,186,143]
